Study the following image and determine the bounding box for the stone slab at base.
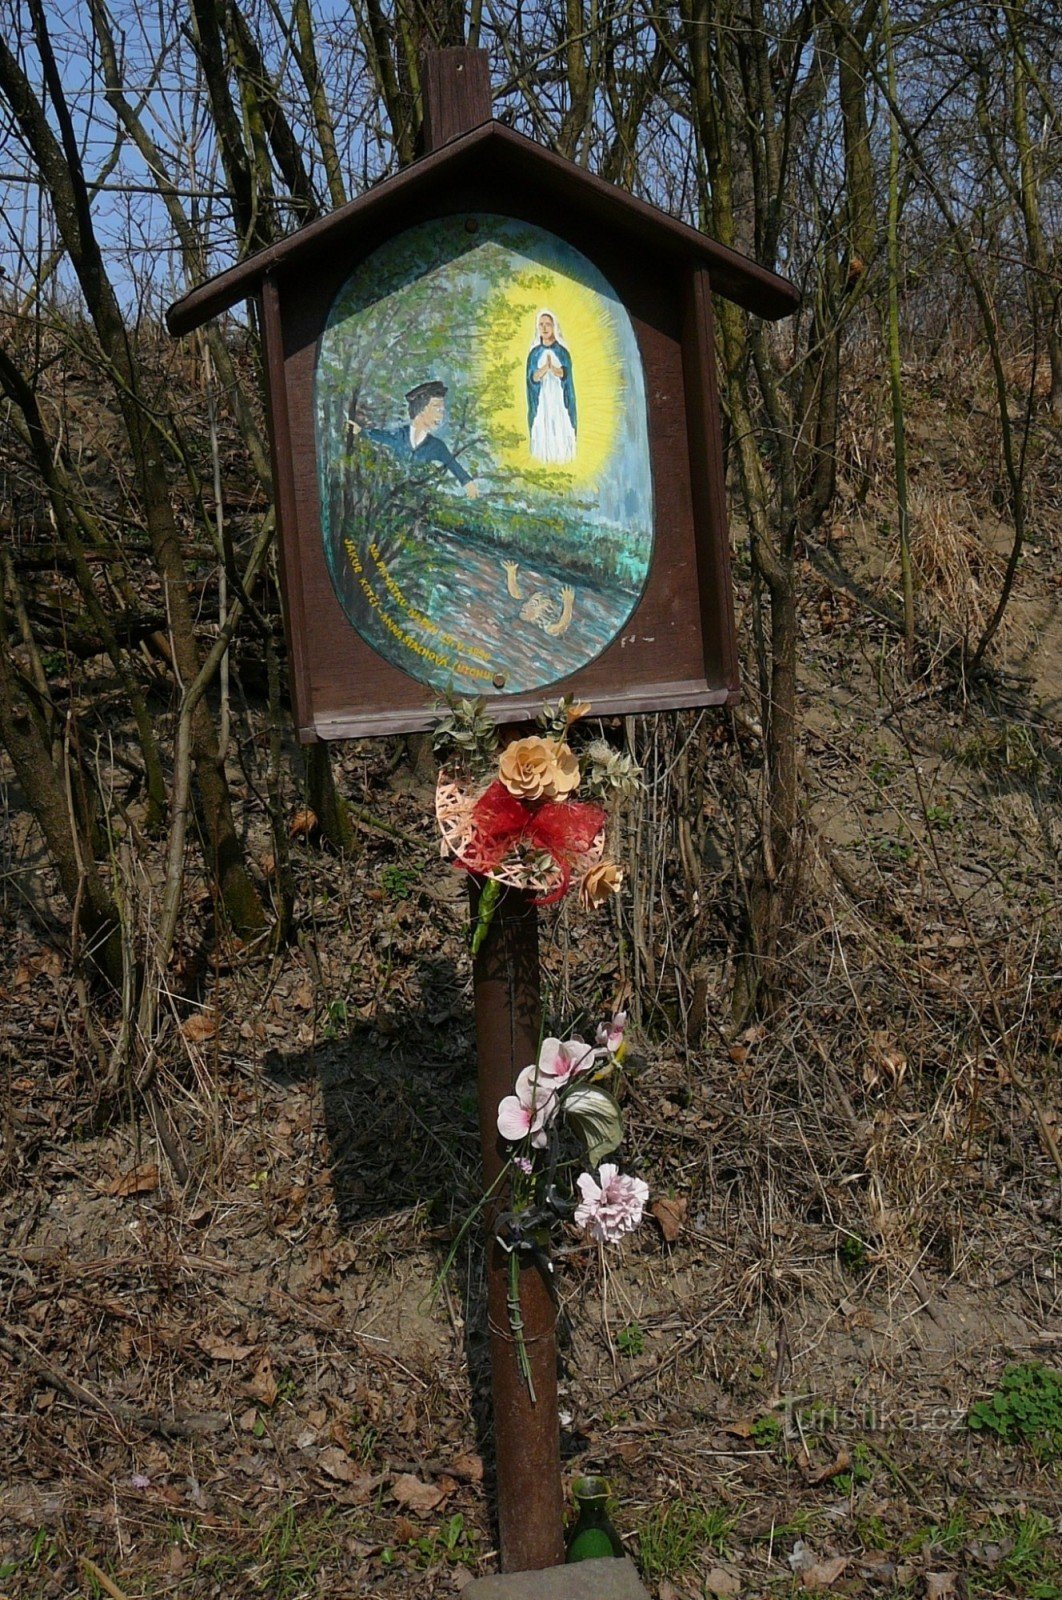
[462,1557,651,1600]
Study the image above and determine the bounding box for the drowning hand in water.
[504,563,575,638]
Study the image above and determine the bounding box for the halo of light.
[477,269,622,488]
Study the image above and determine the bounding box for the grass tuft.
[635,1502,732,1582]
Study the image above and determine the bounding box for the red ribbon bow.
[456,781,606,905]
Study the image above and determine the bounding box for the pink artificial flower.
[497,1064,558,1148]
[595,1011,628,1054]
[537,1036,601,1086]
[574,1164,649,1243]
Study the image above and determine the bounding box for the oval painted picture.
[314,214,653,697]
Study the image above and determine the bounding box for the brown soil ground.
[1,363,1059,1599]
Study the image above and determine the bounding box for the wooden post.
[471,881,566,1572]
[422,52,564,1574]
[421,47,493,151]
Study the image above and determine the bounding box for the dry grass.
[1,331,1060,1597]
[1,701,1059,1596]
[906,486,1010,646]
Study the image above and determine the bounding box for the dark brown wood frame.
[260,227,741,738]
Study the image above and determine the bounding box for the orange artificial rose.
[578,860,623,909]
[499,736,555,801]
[547,741,580,798]
[499,737,580,802]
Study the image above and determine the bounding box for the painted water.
[315,214,654,696]
[329,524,641,697]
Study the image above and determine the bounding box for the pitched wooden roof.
[167,119,798,336]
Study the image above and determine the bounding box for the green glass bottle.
[565,1476,625,1562]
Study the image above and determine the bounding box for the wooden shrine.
[167,48,798,1584]
[167,56,797,744]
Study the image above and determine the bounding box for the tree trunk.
[0,604,123,986]
[0,340,169,827]
[1007,2,1062,416]
[0,13,267,933]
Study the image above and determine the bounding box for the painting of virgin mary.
[316,215,652,697]
[526,309,577,463]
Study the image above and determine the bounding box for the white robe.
[530,352,576,464]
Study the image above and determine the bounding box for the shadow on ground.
[261,954,508,1510]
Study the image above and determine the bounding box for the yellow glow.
[477,269,621,488]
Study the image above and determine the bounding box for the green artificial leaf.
[563,1084,623,1166]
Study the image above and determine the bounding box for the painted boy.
[348,380,479,498]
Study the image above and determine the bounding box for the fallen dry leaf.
[181,1011,217,1043]
[801,1557,848,1591]
[396,1398,419,1436]
[789,1542,849,1591]
[106,1164,159,1198]
[449,1452,484,1483]
[392,1515,418,1545]
[317,1447,362,1484]
[805,1446,852,1486]
[451,1565,474,1592]
[651,1195,687,1242]
[166,1545,191,1578]
[925,1576,959,1600]
[704,1568,742,1596]
[289,807,318,838]
[864,1030,908,1091]
[16,949,64,982]
[391,1473,448,1517]
[248,1356,279,1408]
[197,1335,255,1362]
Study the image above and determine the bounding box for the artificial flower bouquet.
[433,696,642,951]
[492,1010,648,1401]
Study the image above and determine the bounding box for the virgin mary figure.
[526,309,577,464]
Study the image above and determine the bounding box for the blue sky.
[0,1,724,314]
